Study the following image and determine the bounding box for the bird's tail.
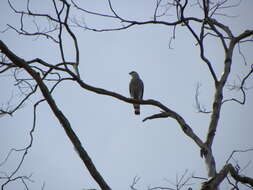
[133,104,140,115]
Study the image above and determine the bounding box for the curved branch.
[107,0,123,21]
[0,40,112,190]
[8,0,60,23]
[206,31,253,149]
[222,67,253,105]
[180,8,218,84]
[7,24,59,43]
[0,40,205,185]
[66,76,205,150]
[203,29,252,179]
[234,30,253,43]
[71,0,203,32]
[201,163,253,190]
[61,0,80,73]
[206,18,228,50]
[1,99,42,190]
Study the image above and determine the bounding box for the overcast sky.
[1,0,253,190]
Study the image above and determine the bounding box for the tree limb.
[201,164,253,190]
[0,40,112,190]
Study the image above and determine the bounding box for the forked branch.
[201,164,253,190]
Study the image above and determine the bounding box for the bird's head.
[129,71,139,78]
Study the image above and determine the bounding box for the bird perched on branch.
[129,71,144,115]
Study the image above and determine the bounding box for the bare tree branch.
[2,1,252,189]
[0,99,42,190]
[73,77,206,150]
[0,40,112,190]
[201,163,253,190]
[223,66,253,105]
[194,83,211,114]
[226,148,253,164]
[130,176,141,190]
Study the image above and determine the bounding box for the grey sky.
[1,0,253,190]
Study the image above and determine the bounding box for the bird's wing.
[129,78,144,100]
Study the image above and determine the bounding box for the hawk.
[129,71,144,115]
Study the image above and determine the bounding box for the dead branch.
[130,176,141,190]
[0,39,112,190]
[148,170,194,190]
[201,164,253,190]
[194,83,211,114]
[71,0,203,32]
[0,99,43,190]
[0,38,206,190]
[223,66,253,105]
[2,1,252,189]
[226,148,253,165]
